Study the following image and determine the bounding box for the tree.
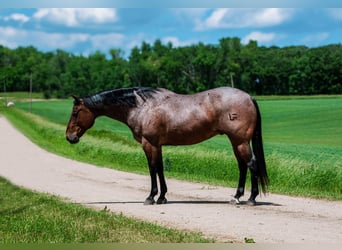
[0,38,341,97]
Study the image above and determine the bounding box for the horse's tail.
[251,98,269,194]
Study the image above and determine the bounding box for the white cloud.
[33,8,118,27]
[0,25,126,53]
[39,33,89,49]
[327,9,342,20]
[0,27,20,48]
[0,26,88,50]
[196,8,295,30]
[4,13,30,23]
[242,31,277,45]
[125,33,155,50]
[301,32,330,45]
[90,33,125,50]
[162,36,197,47]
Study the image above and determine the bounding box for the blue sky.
[0,8,341,57]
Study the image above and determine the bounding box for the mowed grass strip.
[0,177,212,243]
[259,98,342,146]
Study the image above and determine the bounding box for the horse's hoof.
[230,197,240,204]
[144,198,155,205]
[157,197,167,205]
[246,199,256,206]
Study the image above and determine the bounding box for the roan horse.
[66,87,268,205]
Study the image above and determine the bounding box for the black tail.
[251,98,269,194]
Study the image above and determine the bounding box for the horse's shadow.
[168,200,282,206]
[83,200,282,207]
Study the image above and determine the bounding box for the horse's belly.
[161,125,218,146]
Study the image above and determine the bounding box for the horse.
[66,87,269,206]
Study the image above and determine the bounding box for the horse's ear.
[71,95,81,105]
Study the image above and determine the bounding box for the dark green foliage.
[1,39,341,98]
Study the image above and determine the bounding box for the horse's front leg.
[156,150,167,204]
[145,162,158,205]
[142,138,167,205]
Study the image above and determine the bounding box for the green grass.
[0,177,212,243]
[2,97,342,200]
[260,98,342,146]
[0,92,44,103]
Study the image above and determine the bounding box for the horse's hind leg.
[232,142,259,205]
[232,145,248,204]
[247,157,259,206]
[232,159,247,204]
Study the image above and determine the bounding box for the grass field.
[2,95,341,200]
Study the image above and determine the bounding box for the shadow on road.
[81,200,282,206]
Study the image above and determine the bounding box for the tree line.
[1,37,341,98]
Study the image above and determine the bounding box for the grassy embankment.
[0,177,211,243]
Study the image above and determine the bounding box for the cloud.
[196,8,295,30]
[90,33,125,50]
[0,25,127,57]
[0,26,89,50]
[124,33,155,51]
[242,31,277,45]
[162,36,197,47]
[301,32,330,46]
[3,13,30,23]
[0,27,28,48]
[327,9,342,20]
[33,8,118,27]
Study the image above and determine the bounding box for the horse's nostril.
[66,134,79,144]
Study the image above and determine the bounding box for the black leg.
[232,142,258,205]
[156,159,168,204]
[144,165,158,205]
[247,158,259,206]
[234,161,247,201]
[142,139,168,205]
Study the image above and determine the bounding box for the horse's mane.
[83,87,158,108]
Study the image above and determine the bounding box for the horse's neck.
[94,105,132,125]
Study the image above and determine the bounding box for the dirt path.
[0,116,341,243]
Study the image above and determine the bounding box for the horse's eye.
[72,109,80,117]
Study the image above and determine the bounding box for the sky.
[0,8,341,58]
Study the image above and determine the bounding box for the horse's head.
[66,95,95,144]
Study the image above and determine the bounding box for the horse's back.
[133,87,256,146]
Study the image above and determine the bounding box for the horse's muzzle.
[66,133,79,144]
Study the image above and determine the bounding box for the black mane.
[83,87,158,108]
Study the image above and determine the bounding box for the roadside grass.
[0,177,212,243]
[2,96,342,200]
[0,92,44,103]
